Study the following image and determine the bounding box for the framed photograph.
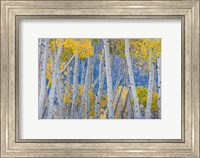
[1,0,199,157]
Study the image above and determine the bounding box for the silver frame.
[1,1,199,157]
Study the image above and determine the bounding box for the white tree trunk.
[87,52,95,87]
[38,39,44,89]
[57,69,65,119]
[124,72,134,119]
[127,94,133,119]
[104,39,114,119]
[39,39,49,119]
[47,43,63,119]
[94,50,105,119]
[81,60,86,84]
[71,54,80,119]
[145,56,155,119]
[157,57,161,119]
[79,58,91,118]
[153,62,157,92]
[125,39,141,119]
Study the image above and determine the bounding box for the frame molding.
[1,0,199,157]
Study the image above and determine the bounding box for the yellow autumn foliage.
[49,39,55,55]
[46,57,53,88]
[56,39,63,48]
[130,39,161,73]
[79,39,94,60]
[63,39,77,54]
[48,78,52,88]
[136,86,158,113]
[59,64,64,70]
[89,110,95,118]
[100,94,108,109]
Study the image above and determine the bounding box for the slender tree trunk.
[39,39,49,119]
[104,39,114,119]
[92,77,99,90]
[120,89,129,119]
[124,39,141,119]
[71,54,80,119]
[81,60,86,84]
[127,94,133,119]
[113,60,123,97]
[153,61,157,92]
[157,57,161,119]
[145,56,155,119]
[86,91,90,119]
[94,51,105,118]
[57,69,65,119]
[124,70,134,119]
[114,85,124,117]
[90,47,96,85]
[38,39,44,90]
[47,42,63,119]
[79,57,91,118]
[140,104,145,119]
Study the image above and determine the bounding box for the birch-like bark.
[124,70,134,119]
[157,57,161,119]
[38,39,44,89]
[47,43,63,119]
[140,104,145,119]
[81,60,86,84]
[57,69,65,119]
[104,39,114,119]
[39,39,49,119]
[153,62,157,92]
[90,49,95,85]
[127,94,133,119]
[125,39,141,119]
[79,58,91,118]
[94,50,105,118]
[145,56,155,119]
[71,54,80,119]
[85,91,90,119]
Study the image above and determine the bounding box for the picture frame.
[0,0,199,157]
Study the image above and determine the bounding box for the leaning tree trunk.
[113,60,123,100]
[47,42,63,119]
[79,57,91,119]
[39,39,49,119]
[114,85,124,118]
[157,57,161,119]
[124,70,134,119]
[94,50,105,119]
[104,39,114,119]
[124,39,141,119]
[145,56,155,119]
[71,53,80,119]
[120,89,129,119]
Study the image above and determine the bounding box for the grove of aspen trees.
[38,38,161,119]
